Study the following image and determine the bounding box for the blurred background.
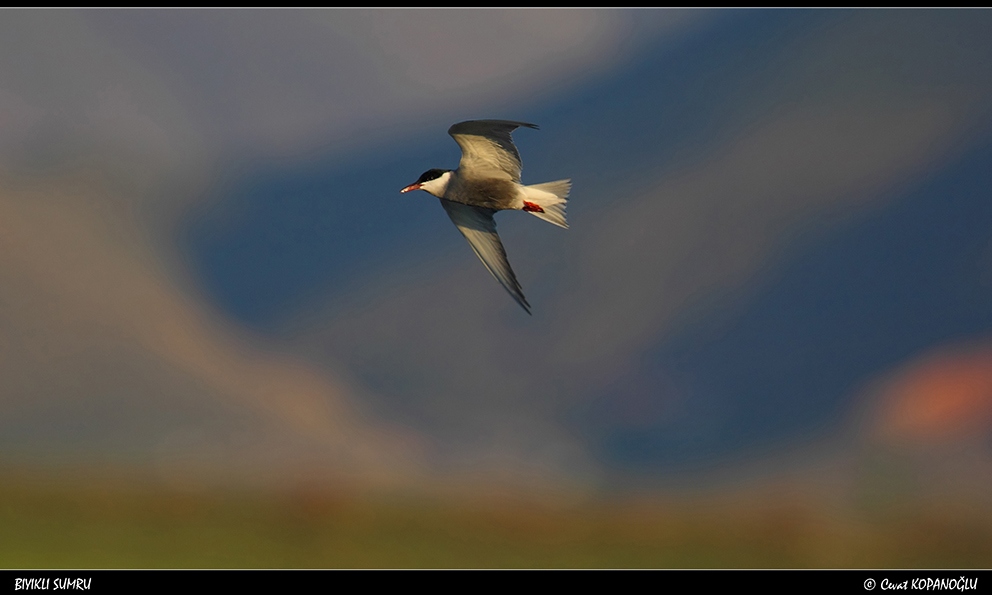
[2,9,992,568]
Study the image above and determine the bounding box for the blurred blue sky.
[588,135,992,471]
[1,9,991,494]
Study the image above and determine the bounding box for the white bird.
[400,119,570,314]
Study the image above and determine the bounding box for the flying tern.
[400,119,570,314]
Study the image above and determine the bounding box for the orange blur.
[875,342,992,442]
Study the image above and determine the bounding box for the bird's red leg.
[522,201,545,213]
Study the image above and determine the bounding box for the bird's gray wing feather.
[439,199,531,314]
[448,119,538,182]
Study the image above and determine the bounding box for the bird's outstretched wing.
[439,199,531,314]
[448,119,538,183]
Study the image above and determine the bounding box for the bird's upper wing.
[439,199,531,314]
[448,119,538,182]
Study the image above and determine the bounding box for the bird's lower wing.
[439,199,531,314]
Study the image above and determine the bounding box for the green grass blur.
[2,467,990,568]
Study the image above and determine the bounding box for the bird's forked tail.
[521,179,570,229]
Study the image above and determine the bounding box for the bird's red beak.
[400,183,421,194]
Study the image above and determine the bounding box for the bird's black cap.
[416,168,451,184]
